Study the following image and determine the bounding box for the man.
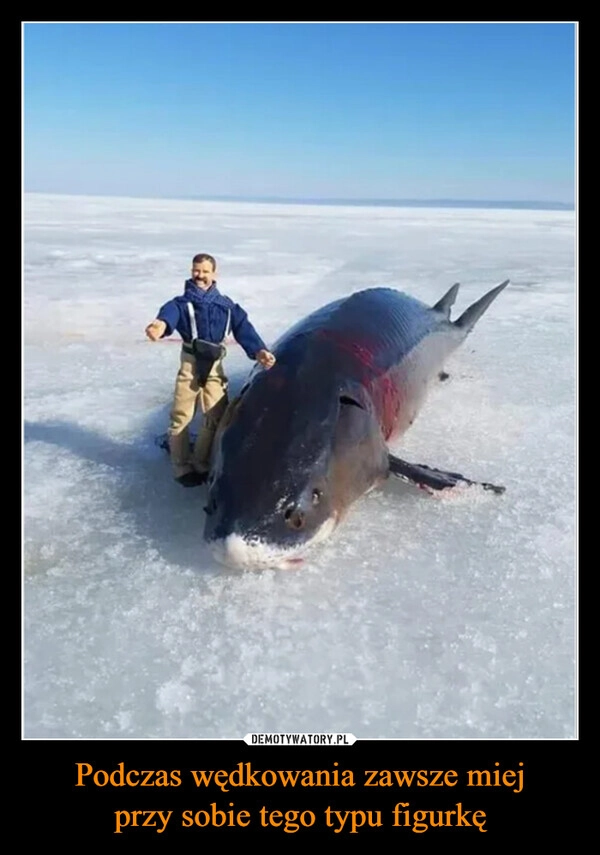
[145,253,276,486]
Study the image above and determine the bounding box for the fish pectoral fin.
[387,454,505,495]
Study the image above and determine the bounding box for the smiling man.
[145,253,276,487]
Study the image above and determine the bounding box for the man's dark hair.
[192,253,217,269]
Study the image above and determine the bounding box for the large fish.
[203,281,508,569]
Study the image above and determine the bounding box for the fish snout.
[283,487,324,531]
[284,505,305,530]
[210,534,306,571]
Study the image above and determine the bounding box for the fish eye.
[312,489,322,506]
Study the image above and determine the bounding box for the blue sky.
[23,22,576,204]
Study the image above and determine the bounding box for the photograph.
[23,22,576,744]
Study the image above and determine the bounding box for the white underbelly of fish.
[388,328,463,440]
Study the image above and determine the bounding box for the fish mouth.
[210,516,338,571]
[210,535,306,570]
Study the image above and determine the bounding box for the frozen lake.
[23,193,576,739]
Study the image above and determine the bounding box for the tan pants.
[168,351,229,478]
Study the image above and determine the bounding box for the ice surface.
[23,193,576,738]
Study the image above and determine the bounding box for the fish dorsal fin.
[433,282,460,318]
[454,279,510,333]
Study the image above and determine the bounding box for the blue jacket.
[157,280,267,360]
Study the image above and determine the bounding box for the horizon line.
[24,189,575,212]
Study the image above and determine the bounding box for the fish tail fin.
[454,280,509,333]
[432,282,460,318]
